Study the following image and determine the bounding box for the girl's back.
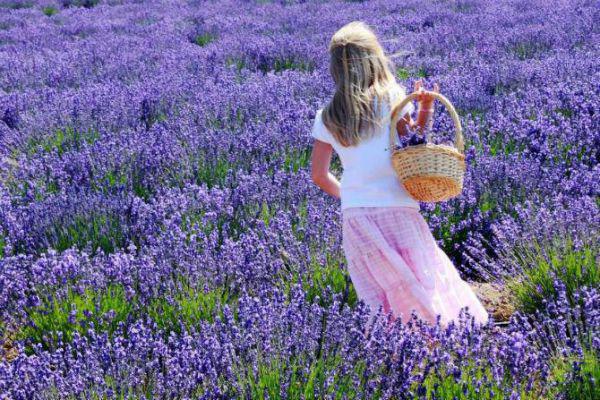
[310,87,418,210]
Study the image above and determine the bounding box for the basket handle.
[389,90,464,153]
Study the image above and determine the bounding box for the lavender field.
[0,0,598,398]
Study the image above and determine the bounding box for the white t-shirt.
[310,87,419,211]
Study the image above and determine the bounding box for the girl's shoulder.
[388,83,409,104]
[372,84,407,112]
[310,107,335,145]
[387,83,414,116]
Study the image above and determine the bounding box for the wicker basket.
[389,91,466,203]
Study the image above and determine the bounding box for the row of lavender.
[0,0,598,398]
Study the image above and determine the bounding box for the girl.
[310,21,489,328]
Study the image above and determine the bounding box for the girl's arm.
[396,81,439,136]
[310,139,341,198]
[396,113,415,136]
[414,98,435,132]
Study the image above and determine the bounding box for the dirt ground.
[470,281,516,323]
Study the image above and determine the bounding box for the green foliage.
[193,153,231,188]
[42,6,58,16]
[45,384,142,400]
[0,234,5,258]
[3,174,60,203]
[94,169,128,192]
[225,56,248,74]
[180,208,210,238]
[147,284,232,334]
[88,163,151,200]
[549,139,589,168]
[395,67,429,80]
[428,202,471,261]
[283,147,311,173]
[396,67,411,80]
[506,236,599,314]
[555,107,573,119]
[486,131,526,156]
[547,329,599,400]
[192,33,216,47]
[291,199,308,241]
[129,163,153,200]
[417,361,542,399]
[549,348,600,400]
[22,280,237,353]
[258,201,275,226]
[329,153,343,176]
[272,57,314,73]
[27,127,100,157]
[428,179,528,278]
[20,284,132,351]
[476,187,526,222]
[281,252,357,309]
[141,110,167,131]
[509,40,550,61]
[48,212,127,255]
[179,205,247,247]
[236,348,366,399]
[204,103,250,131]
[255,56,314,74]
[416,67,429,78]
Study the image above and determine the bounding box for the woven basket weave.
[389,91,466,203]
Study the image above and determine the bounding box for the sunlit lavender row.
[0,0,598,398]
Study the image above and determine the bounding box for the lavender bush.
[0,0,598,398]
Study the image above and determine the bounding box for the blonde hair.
[322,21,405,147]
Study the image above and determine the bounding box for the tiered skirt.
[342,206,489,326]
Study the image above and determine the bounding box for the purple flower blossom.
[0,0,597,398]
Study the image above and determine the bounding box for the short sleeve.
[310,109,334,144]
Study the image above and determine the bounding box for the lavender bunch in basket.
[395,131,456,150]
[394,131,427,150]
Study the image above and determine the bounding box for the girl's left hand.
[414,79,440,108]
[413,80,439,132]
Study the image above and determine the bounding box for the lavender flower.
[0,0,597,398]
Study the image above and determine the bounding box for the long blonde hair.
[322,21,404,147]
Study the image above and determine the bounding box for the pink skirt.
[342,206,489,327]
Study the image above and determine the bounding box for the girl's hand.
[414,79,440,108]
[413,80,440,132]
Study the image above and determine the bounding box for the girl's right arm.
[310,139,341,198]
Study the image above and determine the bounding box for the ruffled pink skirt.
[342,206,489,327]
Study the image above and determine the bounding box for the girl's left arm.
[310,140,341,198]
[397,80,439,135]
